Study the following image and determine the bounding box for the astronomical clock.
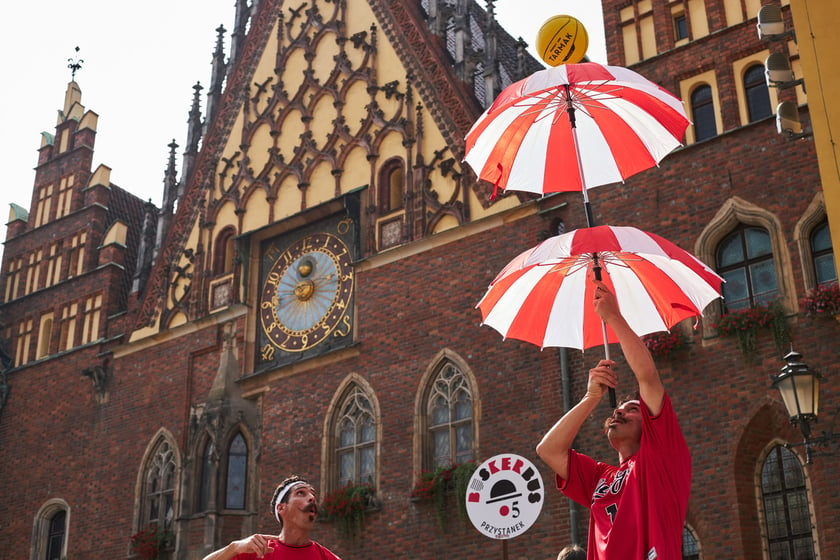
[255,215,357,370]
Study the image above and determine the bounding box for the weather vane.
[67,46,84,80]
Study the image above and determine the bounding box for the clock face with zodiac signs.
[258,228,354,365]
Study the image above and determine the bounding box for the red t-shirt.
[558,393,691,560]
[233,540,341,560]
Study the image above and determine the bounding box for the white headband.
[273,482,307,523]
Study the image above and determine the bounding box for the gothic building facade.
[1,1,838,559]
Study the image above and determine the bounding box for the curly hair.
[270,475,311,529]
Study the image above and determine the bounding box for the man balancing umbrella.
[465,15,723,560]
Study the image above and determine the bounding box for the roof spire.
[67,46,84,81]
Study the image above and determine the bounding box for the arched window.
[225,433,247,509]
[335,385,376,487]
[37,315,53,359]
[377,158,404,214]
[810,219,837,285]
[198,440,214,512]
[142,438,176,529]
[45,510,66,560]
[717,225,778,311]
[691,85,717,142]
[682,524,700,560]
[760,445,816,559]
[33,500,69,560]
[744,64,772,122]
[425,361,475,469]
[213,226,237,276]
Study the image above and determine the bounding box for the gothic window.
[335,385,376,488]
[717,225,778,311]
[377,158,404,214]
[141,438,177,529]
[744,64,772,123]
[198,440,214,512]
[810,220,837,285]
[225,433,247,510]
[760,445,816,559]
[691,85,717,142]
[213,226,237,276]
[682,524,700,560]
[424,361,475,469]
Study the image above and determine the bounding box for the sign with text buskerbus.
[466,454,544,540]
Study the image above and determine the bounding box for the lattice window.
[335,385,376,488]
[426,362,475,469]
[717,225,778,311]
[142,439,177,529]
[760,445,816,559]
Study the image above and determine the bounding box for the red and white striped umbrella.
[477,226,723,351]
[464,62,690,198]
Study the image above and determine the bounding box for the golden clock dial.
[259,233,353,353]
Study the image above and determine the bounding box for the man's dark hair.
[270,475,310,529]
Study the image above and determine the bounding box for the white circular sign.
[465,453,544,540]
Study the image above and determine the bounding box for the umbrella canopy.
[464,62,690,196]
[477,225,723,351]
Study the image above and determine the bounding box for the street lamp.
[772,350,839,463]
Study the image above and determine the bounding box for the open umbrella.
[464,62,690,224]
[477,226,723,404]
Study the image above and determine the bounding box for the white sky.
[0,1,605,259]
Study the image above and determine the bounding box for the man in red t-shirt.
[536,279,691,559]
[203,475,342,560]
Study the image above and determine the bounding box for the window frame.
[135,430,180,539]
[31,499,70,560]
[413,349,480,479]
[758,445,817,559]
[716,224,779,311]
[322,375,381,496]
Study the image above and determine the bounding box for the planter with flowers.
[130,525,172,560]
[800,282,840,319]
[321,482,376,538]
[411,461,477,529]
[642,329,689,361]
[713,300,790,361]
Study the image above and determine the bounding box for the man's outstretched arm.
[592,278,664,415]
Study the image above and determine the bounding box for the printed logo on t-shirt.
[591,459,635,506]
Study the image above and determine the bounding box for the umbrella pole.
[567,85,616,408]
[592,258,617,408]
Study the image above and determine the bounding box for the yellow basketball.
[536,14,589,66]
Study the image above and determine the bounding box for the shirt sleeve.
[558,449,609,509]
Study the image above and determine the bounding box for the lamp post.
[772,350,839,463]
